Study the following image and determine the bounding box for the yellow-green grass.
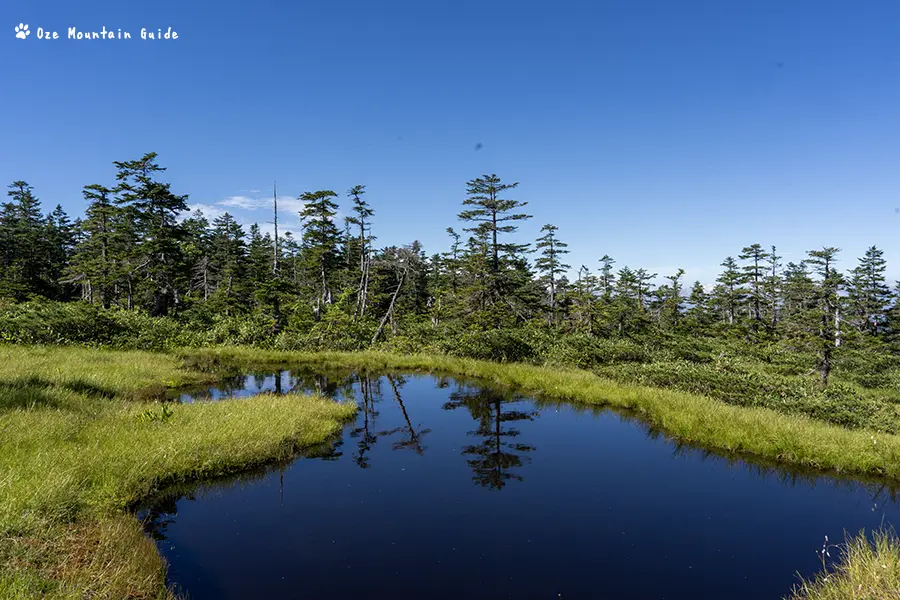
[0,345,356,598]
[786,529,900,599]
[186,347,900,481]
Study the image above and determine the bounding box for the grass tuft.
[786,529,900,600]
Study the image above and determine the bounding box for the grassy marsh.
[0,345,356,598]
[6,344,900,598]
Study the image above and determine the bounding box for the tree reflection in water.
[348,375,381,468]
[378,375,431,454]
[443,385,538,490]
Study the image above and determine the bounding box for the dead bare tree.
[371,247,417,344]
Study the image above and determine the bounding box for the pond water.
[143,370,900,599]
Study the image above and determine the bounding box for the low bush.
[0,301,124,346]
[544,335,652,369]
[438,329,539,363]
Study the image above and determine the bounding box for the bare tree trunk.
[354,255,371,321]
[361,256,370,316]
[835,305,842,348]
[272,182,279,275]
[371,267,407,345]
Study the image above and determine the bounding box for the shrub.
[544,335,651,369]
[440,329,538,363]
[0,301,123,346]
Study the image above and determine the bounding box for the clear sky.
[2,0,899,286]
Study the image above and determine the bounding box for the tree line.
[2,152,897,383]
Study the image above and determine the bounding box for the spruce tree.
[739,243,767,330]
[847,245,891,335]
[715,256,744,326]
[346,185,375,318]
[299,190,341,318]
[806,247,843,385]
[2,181,49,299]
[598,255,616,301]
[113,153,188,315]
[534,224,570,325]
[44,204,76,300]
[458,173,531,277]
[208,213,247,312]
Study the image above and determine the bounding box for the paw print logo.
[15,23,30,39]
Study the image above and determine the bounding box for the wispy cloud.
[179,203,228,222]
[257,221,302,240]
[219,194,308,215]
[177,191,344,241]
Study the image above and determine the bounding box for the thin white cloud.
[179,203,228,222]
[219,195,267,210]
[257,221,302,240]
[219,194,308,215]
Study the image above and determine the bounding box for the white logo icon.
[15,23,30,39]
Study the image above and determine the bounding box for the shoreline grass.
[786,529,900,599]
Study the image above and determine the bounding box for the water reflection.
[173,368,900,499]
[145,370,900,600]
[443,386,537,490]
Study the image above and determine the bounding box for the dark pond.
[143,370,900,600]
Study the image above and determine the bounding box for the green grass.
[786,529,900,599]
[0,345,356,598]
[186,347,900,480]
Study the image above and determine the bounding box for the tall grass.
[786,529,900,599]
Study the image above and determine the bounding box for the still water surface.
[142,370,900,599]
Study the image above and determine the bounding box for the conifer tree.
[299,190,341,318]
[847,245,891,335]
[346,185,375,318]
[534,224,570,325]
[715,256,744,326]
[739,243,767,331]
[763,246,782,330]
[686,281,713,329]
[458,174,530,276]
[113,153,188,315]
[598,255,616,301]
[806,247,843,385]
[208,213,247,312]
[1,181,49,299]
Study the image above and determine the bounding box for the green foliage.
[544,335,651,369]
[0,301,123,346]
[437,328,538,363]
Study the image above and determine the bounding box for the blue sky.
[2,0,899,286]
